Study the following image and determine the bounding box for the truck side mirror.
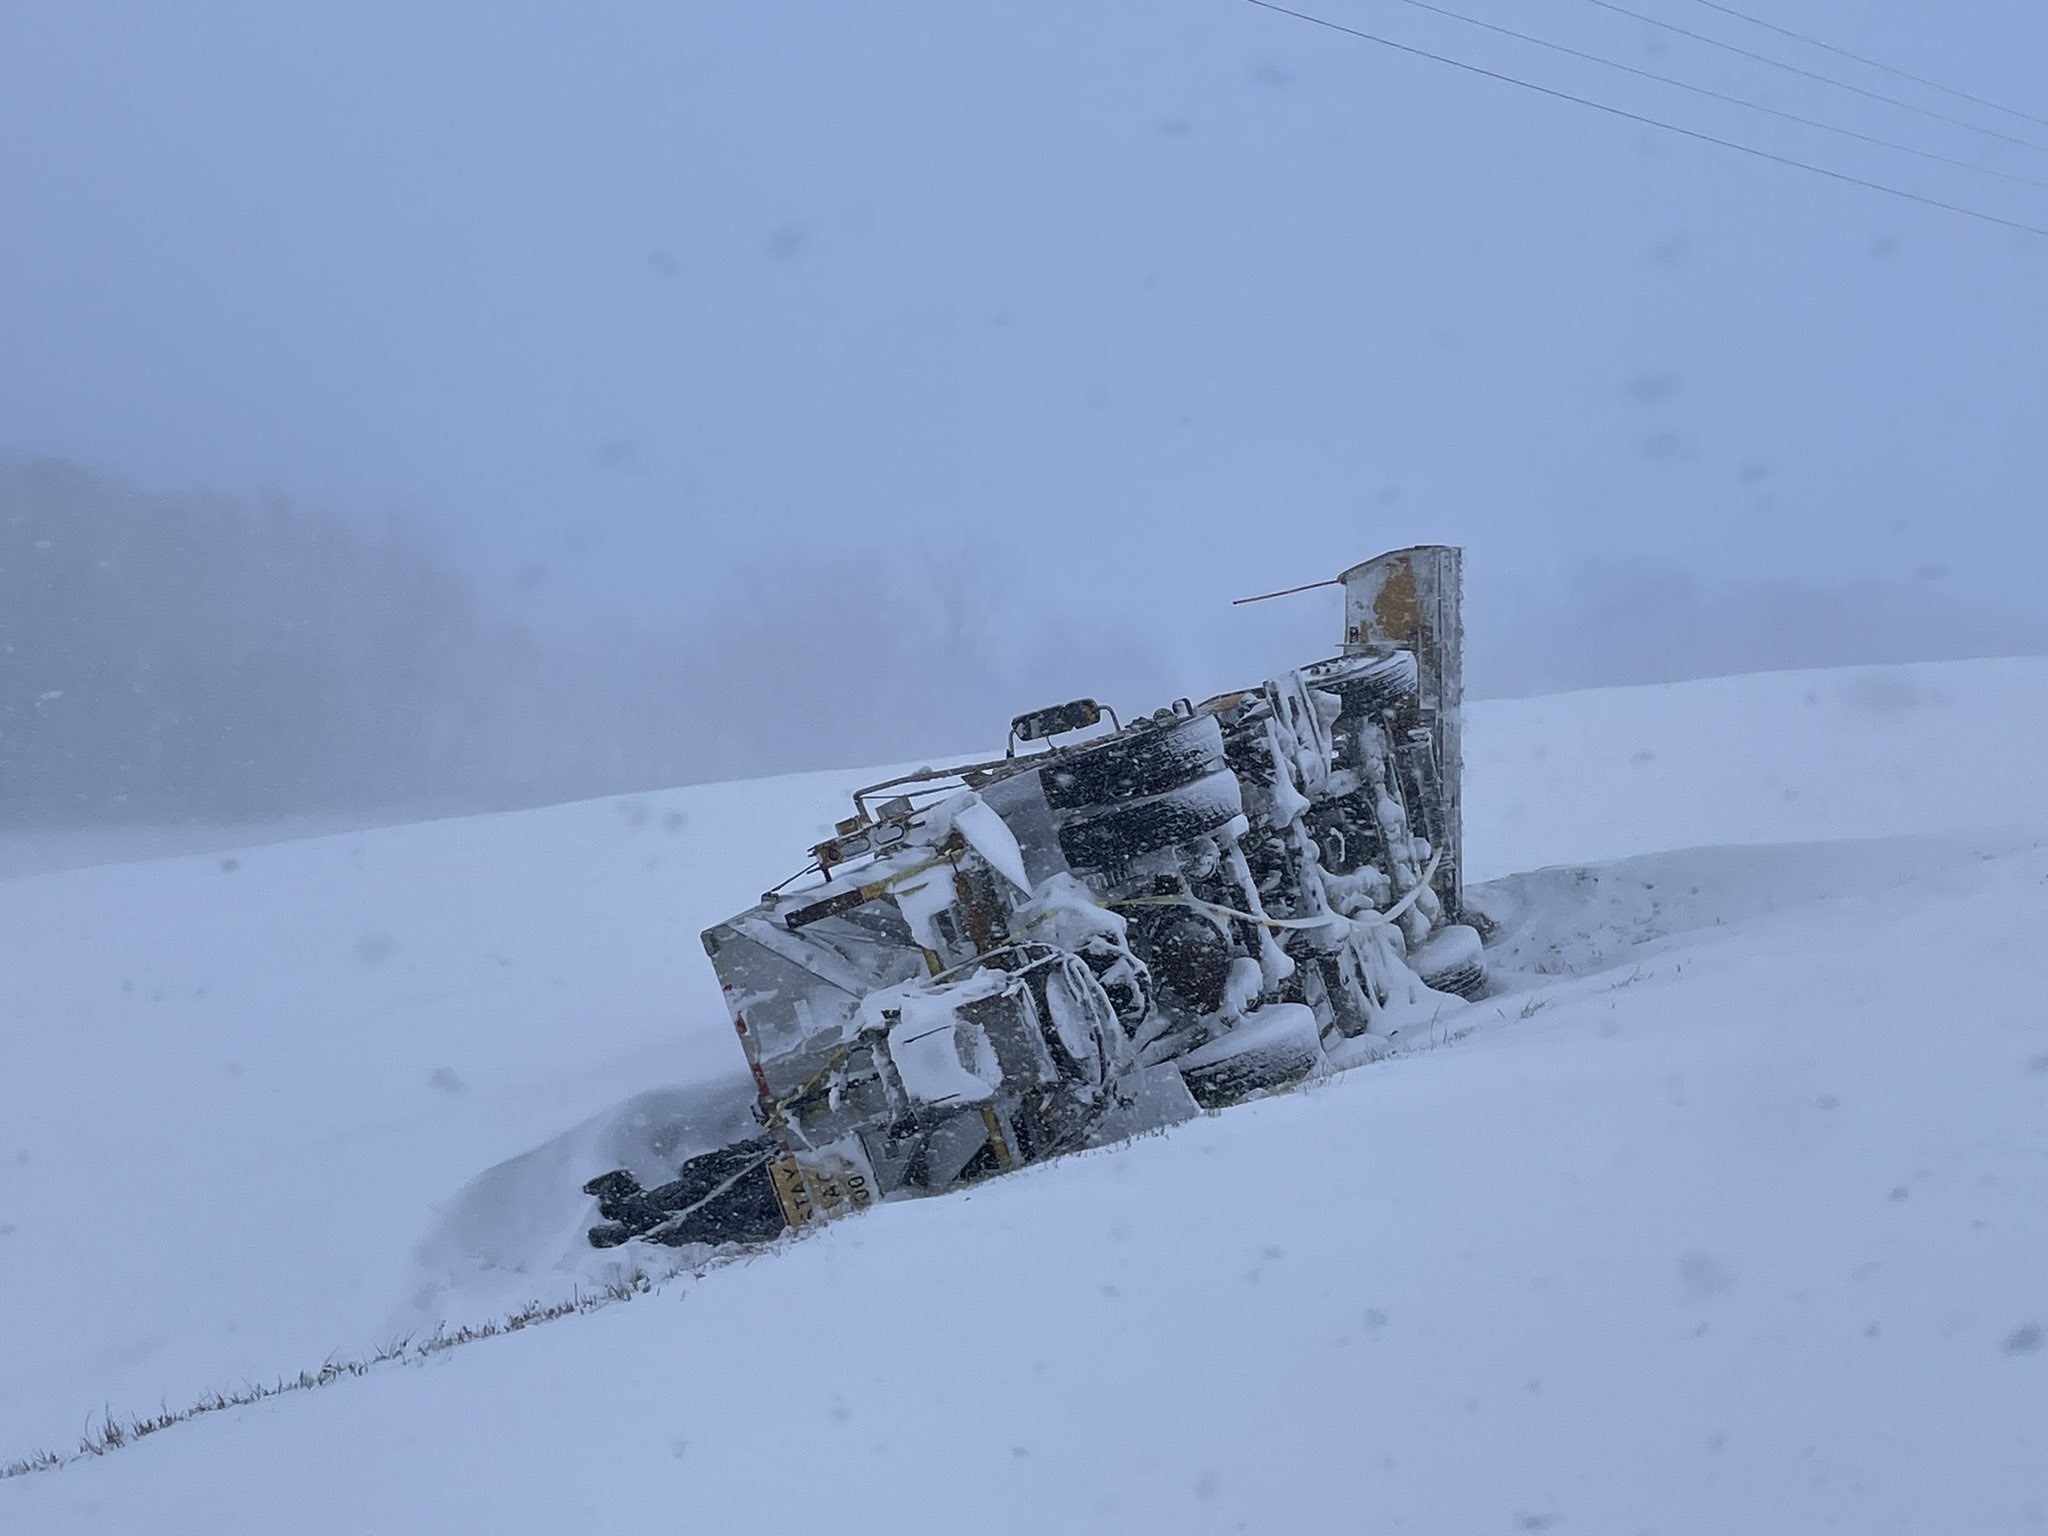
[1009,698,1104,752]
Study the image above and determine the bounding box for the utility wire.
[1685,0,2048,134]
[1241,0,2048,241]
[1572,0,2048,157]
[1382,0,2048,192]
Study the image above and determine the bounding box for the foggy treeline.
[9,455,2041,833]
[0,458,1157,830]
[1,457,539,826]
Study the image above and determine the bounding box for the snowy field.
[4,658,2047,1532]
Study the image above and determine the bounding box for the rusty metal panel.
[1340,545,1464,916]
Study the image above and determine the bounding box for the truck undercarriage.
[585,545,1484,1250]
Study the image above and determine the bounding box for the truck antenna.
[1232,576,1341,606]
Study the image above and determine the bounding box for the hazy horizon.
[5,0,2045,825]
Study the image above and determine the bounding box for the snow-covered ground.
[4,658,2046,1532]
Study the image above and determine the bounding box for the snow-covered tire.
[1040,713,1226,811]
[1300,651,1419,717]
[1174,1002,1325,1109]
[1056,767,1245,872]
[1411,922,1487,998]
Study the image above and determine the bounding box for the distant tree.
[0,457,1176,829]
[0,459,521,827]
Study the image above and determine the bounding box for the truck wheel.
[1126,904,1234,1016]
[1056,767,1245,872]
[1040,713,1226,810]
[1175,1002,1325,1109]
[1300,651,1418,717]
[1411,923,1487,998]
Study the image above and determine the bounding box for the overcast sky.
[4,0,2045,701]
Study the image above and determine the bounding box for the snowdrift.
[4,658,2046,1533]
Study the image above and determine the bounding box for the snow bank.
[3,658,2047,1532]
[1466,657,2048,879]
[9,819,2048,1533]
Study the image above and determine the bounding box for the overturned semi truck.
[584,545,1485,1250]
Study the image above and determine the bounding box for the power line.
[1571,0,2048,158]
[1382,0,2048,192]
[1685,0,2048,134]
[1240,0,2048,241]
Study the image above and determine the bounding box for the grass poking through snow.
[1,1267,687,1481]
